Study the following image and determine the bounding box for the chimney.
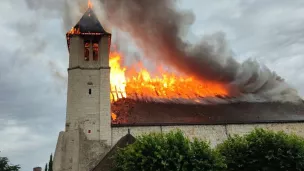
[33,167,42,171]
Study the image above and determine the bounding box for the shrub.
[113,130,226,171]
[217,128,304,171]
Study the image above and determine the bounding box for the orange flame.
[110,52,127,101]
[65,25,229,103]
[111,113,117,121]
[67,27,80,35]
[88,0,93,9]
[109,51,229,102]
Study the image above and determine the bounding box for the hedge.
[217,128,304,171]
[113,130,226,171]
[113,129,304,171]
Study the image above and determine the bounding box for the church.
[52,5,304,171]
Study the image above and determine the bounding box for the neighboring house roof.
[91,133,136,171]
[111,98,304,126]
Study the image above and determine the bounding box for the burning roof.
[111,98,304,126]
[66,5,110,51]
[66,1,304,127]
[73,8,109,34]
[65,2,302,105]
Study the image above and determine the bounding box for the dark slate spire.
[73,8,110,34]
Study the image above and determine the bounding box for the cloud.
[0,0,66,170]
[0,120,58,169]
[0,0,303,170]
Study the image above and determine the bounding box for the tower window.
[84,40,90,61]
[89,89,92,95]
[93,42,99,61]
[108,36,111,52]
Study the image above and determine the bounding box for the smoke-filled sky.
[0,0,304,170]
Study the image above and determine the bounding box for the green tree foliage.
[217,128,304,171]
[44,163,48,171]
[113,130,226,171]
[0,155,20,171]
[44,154,53,171]
[48,154,53,171]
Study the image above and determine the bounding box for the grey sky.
[0,0,303,170]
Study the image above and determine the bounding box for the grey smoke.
[97,0,300,101]
[23,0,301,102]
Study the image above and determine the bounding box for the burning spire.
[88,0,93,9]
[66,1,110,51]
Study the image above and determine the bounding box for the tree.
[217,128,304,171]
[44,163,48,171]
[44,154,53,171]
[0,154,20,171]
[113,130,226,171]
[48,154,53,171]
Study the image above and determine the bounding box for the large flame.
[109,51,229,102]
[110,51,127,101]
[67,0,229,103]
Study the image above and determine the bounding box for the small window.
[88,130,91,133]
[108,36,111,51]
[84,40,90,61]
[93,42,99,61]
[89,89,92,95]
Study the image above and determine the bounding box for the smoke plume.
[96,0,300,102]
[23,0,301,102]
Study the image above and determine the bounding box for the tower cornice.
[67,66,111,71]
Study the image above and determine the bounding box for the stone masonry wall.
[53,129,110,171]
[54,34,112,171]
[66,69,101,140]
[112,123,304,147]
[99,36,111,146]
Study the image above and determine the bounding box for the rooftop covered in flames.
[66,6,110,51]
[73,7,109,34]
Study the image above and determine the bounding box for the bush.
[113,130,226,171]
[217,128,304,171]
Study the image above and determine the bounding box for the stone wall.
[53,129,110,171]
[111,123,304,147]
[66,69,102,140]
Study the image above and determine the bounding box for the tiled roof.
[111,98,304,126]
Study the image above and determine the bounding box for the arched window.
[84,40,90,61]
[93,41,99,61]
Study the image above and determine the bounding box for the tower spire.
[88,0,93,9]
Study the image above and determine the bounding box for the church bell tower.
[53,4,112,171]
[65,5,112,144]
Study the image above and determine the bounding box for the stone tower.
[53,6,112,171]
